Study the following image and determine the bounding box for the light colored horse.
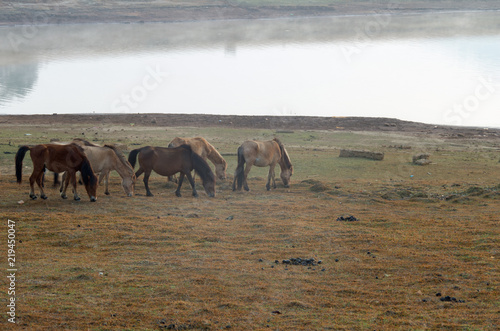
[57,139,135,196]
[232,138,293,191]
[168,136,227,180]
[79,144,136,196]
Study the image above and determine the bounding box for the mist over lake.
[1,11,499,127]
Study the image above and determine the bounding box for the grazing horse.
[168,136,227,180]
[57,142,136,196]
[232,138,293,191]
[15,144,98,201]
[128,145,216,197]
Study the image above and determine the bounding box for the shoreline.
[2,113,500,140]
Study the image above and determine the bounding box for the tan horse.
[168,137,227,180]
[77,144,135,196]
[232,138,293,191]
[56,139,135,196]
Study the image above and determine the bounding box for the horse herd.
[14,137,294,202]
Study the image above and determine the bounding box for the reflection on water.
[0,11,499,127]
[0,63,39,105]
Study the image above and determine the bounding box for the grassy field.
[1,120,499,330]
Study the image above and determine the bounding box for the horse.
[15,143,98,202]
[232,138,293,191]
[128,145,216,197]
[167,137,227,180]
[56,141,135,196]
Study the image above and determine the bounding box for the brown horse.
[128,145,216,197]
[168,137,227,180]
[232,138,293,191]
[15,144,98,201]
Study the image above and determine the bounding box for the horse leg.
[60,172,71,199]
[175,173,185,197]
[143,170,153,196]
[28,172,37,199]
[70,172,81,201]
[242,163,252,191]
[29,167,43,199]
[100,172,110,195]
[59,172,66,194]
[35,171,48,199]
[135,167,144,179]
[267,164,277,190]
[185,172,198,197]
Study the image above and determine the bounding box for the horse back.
[141,146,190,176]
[240,140,281,166]
[42,144,87,173]
[169,137,208,158]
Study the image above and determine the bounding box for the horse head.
[276,139,293,188]
[215,163,227,180]
[280,164,293,188]
[203,179,216,197]
[121,174,135,197]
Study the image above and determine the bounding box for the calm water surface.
[1,11,499,127]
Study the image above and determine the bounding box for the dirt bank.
[1,0,499,26]
[2,114,500,140]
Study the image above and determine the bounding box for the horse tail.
[128,148,143,168]
[234,146,245,190]
[80,157,97,188]
[189,147,215,186]
[15,145,30,183]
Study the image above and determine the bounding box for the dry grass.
[1,121,499,330]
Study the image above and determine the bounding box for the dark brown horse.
[15,144,98,201]
[128,145,216,197]
[232,138,293,191]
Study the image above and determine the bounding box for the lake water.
[1,11,499,127]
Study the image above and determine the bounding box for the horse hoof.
[105,192,110,196]
[30,194,37,200]
[193,193,199,198]
[41,195,48,200]
[61,194,68,199]
[175,192,182,197]
[74,196,81,201]
[146,192,154,197]
[90,197,97,202]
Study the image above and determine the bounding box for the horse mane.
[72,138,100,147]
[204,139,227,167]
[273,138,293,170]
[69,142,86,153]
[104,144,135,175]
[73,145,97,187]
[80,157,98,187]
[189,148,215,186]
